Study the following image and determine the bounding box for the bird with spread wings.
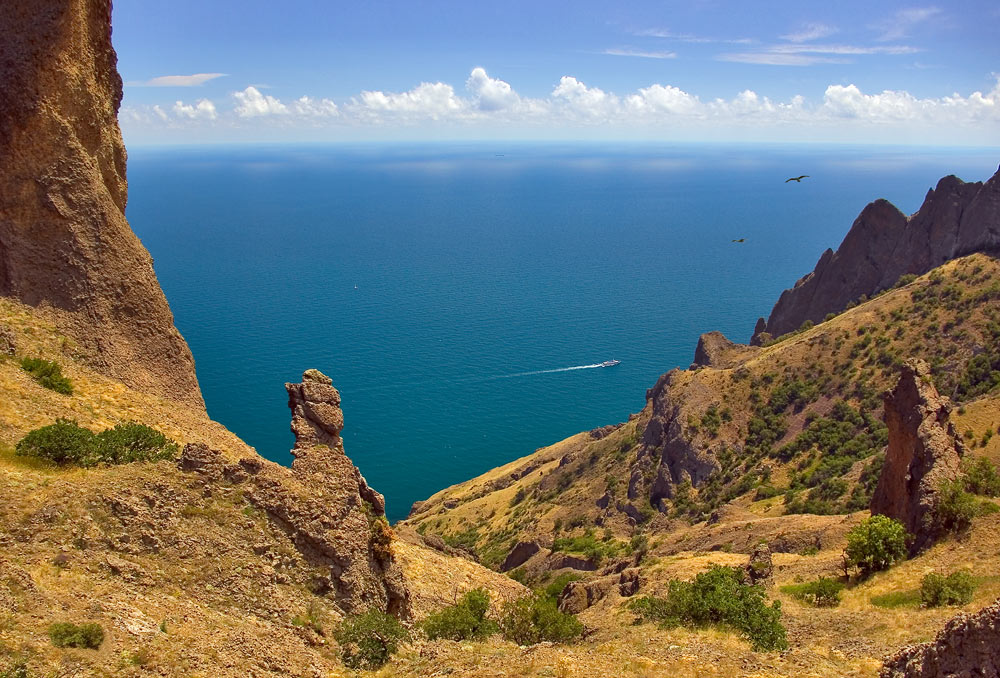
[785,175,809,183]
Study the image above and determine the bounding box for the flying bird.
[732,238,745,243]
[785,175,809,183]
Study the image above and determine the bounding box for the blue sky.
[114,0,1000,145]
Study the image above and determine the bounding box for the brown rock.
[0,324,15,356]
[746,542,773,584]
[692,331,758,369]
[753,168,1000,343]
[880,597,1000,677]
[0,0,203,408]
[870,360,965,554]
[500,541,542,571]
[557,569,642,614]
[545,553,598,572]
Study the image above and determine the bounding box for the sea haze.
[126,143,999,521]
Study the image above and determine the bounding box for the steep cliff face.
[753,167,1000,344]
[0,0,203,407]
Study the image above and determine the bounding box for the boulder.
[556,569,642,614]
[746,542,773,584]
[870,360,965,554]
[545,553,598,572]
[881,597,1000,677]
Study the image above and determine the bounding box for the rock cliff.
[753,167,1000,344]
[870,360,965,554]
[0,0,203,407]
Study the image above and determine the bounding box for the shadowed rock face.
[0,0,203,407]
[753,168,1000,344]
[691,331,759,369]
[870,360,964,554]
[880,597,1000,678]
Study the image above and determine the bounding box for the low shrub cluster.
[20,357,73,395]
[629,565,788,651]
[844,515,908,575]
[963,456,1000,497]
[15,419,178,467]
[921,571,977,607]
[334,610,409,670]
[48,622,104,649]
[496,594,584,645]
[422,589,497,641]
[781,577,844,607]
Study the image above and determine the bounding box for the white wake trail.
[489,363,606,380]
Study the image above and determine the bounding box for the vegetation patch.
[497,594,584,645]
[844,515,908,576]
[628,565,788,651]
[920,571,977,607]
[870,589,922,609]
[334,610,409,670]
[422,588,498,641]
[15,419,178,467]
[20,357,73,395]
[48,622,104,649]
[780,577,844,607]
[551,529,622,565]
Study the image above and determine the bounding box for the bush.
[0,659,30,678]
[497,594,583,645]
[782,577,844,607]
[334,610,409,670]
[422,589,497,641]
[844,515,908,575]
[20,357,73,395]
[933,480,980,534]
[48,622,104,649]
[628,566,787,652]
[15,420,177,467]
[964,457,1000,497]
[921,571,976,607]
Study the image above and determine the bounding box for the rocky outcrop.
[746,542,773,585]
[501,541,542,571]
[692,331,758,369]
[880,597,1000,678]
[557,568,642,614]
[178,370,411,617]
[753,167,1000,344]
[870,361,965,554]
[0,0,203,407]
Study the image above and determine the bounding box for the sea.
[125,143,999,522]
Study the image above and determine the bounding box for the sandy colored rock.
[870,360,965,554]
[746,542,774,584]
[880,597,1000,678]
[692,331,758,369]
[0,0,203,408]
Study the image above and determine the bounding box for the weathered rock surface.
[880,597,1000,678]
[178,370,410,616]
[870,360,965,554]
[0,323,15,356]
[692,331,758,369]
[753,167,1000,343]
[501,541,542,571]
[746,542,774,584]
[557,568,642,614]
[0,0,203,407]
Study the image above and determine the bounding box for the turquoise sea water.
[126,143,999,521]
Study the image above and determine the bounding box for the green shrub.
[15,420,177,467]
[963,457,1000,497]
[0,659,30,678]
[933,480,980,534]
[870,589,922,609]
[48,622,104,649]
[844,515,908,575]
[497,595,583,645]
[542,573,582,604]
[781,577,844,607]
[628,566,787,652]
[20,357,73,395]
[334,610,409,670]
[422,589,497,641]
[921,571,977,607]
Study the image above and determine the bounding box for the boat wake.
[490,363,607,380]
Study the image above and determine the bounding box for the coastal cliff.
[0,0,203,407]
[752,167,1000,344]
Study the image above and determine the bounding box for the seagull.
[785,175,809,183]
[732,238,745,243]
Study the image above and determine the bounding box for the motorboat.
[600,360,621,367]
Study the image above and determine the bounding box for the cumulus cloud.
[140,73,226,87]
[173,99,217,120]
[292,96,339,117]
[466,67,520,111]
[626,84,700,115]
[233,86,289,117]
[358,82,464,119]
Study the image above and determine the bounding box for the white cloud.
[173,99,217,120]
[550,77,621,121]
[781,22,837,42]
[140,73,227,87]
[626,84,700,115]
[357,82,464,119]
[292,96,339,117]
[233,86,289,117]
[874,6,942,41]
[822,79,1000,123]
[719,53,849,66]
[603,48,677,59]
[720,41,918,65]
[466,67,520,111]
[635,28,754,44]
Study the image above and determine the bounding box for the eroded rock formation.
[177,370,411,616]
[0,0,203,407]
[870,360,965,554]
[746,542,774,585]
[753,167,1000,344]
[880,597,1000,678]
[692,331,758,369]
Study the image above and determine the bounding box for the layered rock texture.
[753,167,1000,344]
[880,597,1000,678]
[0,0,202,407]
[871,360,965,554]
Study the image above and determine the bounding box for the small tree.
[497,595,583,645]
[422,589,497,641]
[334,610,409,670]
[921,571,976,607]
[844,515,908,575]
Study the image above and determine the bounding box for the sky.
[113,0,1000,146]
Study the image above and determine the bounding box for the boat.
[600,360,620,367]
